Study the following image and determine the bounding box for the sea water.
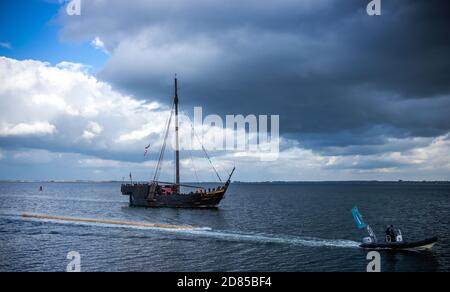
[0,182,449,272]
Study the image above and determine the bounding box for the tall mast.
[174,77,180,193]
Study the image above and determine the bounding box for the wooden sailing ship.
[121,78,235,208]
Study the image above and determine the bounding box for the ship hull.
[121,184,226,208]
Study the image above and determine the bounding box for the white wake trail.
[1,213,360,249]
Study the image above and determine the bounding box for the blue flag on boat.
[351,206,367,229]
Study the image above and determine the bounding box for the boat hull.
[360,237,438,251]
[121,184,226,208]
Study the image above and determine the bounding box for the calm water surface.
[0,182,449,272]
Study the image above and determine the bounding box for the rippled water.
[0,182,449,272]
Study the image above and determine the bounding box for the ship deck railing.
[121,181,220,190]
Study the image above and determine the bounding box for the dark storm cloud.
[60,0,450,156]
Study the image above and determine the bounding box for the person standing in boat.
[385,225,397,242]
[385,226,390,241]
[390,226,397,242]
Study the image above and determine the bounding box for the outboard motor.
[363,225,377,244]
[363,236,374,244]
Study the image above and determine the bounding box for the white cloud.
[77,157,156,169]
[11,149,63,164]
[0,122,56,137]
[91,37,109,54]
[57,61,92,74]
[117,122,164,143]
[78,158,123,168]
[81,121,103,141]
[0,56,168,156]
[0,42,12,49]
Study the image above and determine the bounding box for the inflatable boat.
[360,236,438,251]
[351,207,438,252]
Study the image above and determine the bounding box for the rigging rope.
[188,149,200,184]
[152,103,175,182]
[152,97,224,184]
[188,126,200,184]
[179,103,221,184]
[191,124,222,182]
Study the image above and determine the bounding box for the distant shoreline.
[0,180,449,185]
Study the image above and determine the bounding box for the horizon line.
[0,179,449,184]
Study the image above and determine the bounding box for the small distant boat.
[121,78,235,208]
[351,207,438,251]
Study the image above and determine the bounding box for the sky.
[0,0,449,182]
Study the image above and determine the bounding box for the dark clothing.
[385,228,391,241]
[385,226,396,242]
[390,229,396,242]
